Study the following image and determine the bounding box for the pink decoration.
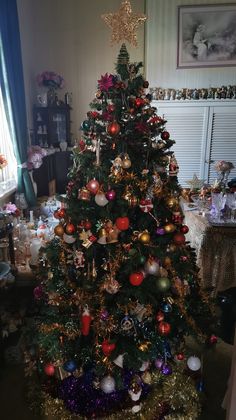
[98,73,114,92]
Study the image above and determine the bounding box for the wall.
[17,0,145,143]
[146,0,236,89]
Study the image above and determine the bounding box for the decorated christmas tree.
[26,2,217,419]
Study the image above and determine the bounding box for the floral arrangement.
[36,71,65,89]
[214,160,234,173]
[2,202,20,217]
[27,146,47,170]
[0,153,7,170]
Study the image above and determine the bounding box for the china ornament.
[187,356,201,371]
[100,375,116,394]
[144,258,159,276]
[95,191,109,207]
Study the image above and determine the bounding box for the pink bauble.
[105,189,116,201]
[86,179,100,195]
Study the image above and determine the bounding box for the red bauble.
[53,209,60,219]
[65,222,75,235]
[44,363,55,376]
[81,306,92,336]
[129,271,144,286]
[86,179,100,195]
[161,131,170,140]
[84,220,92,230]
[115,216,130,231]
[156,311,165,322]
[79,139,86,151]
[102,339,116,356]
[158,321,171,336]
[176,353,185,361]
[107,104,115,113]
[107,121,120,136]
[209,334,218,345]
[180,225,189,234]
[173,232,186,245]
[135,98,145,107]
[57,208,66,219]
[105,189,116,201]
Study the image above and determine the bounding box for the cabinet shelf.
[33,106,71,148]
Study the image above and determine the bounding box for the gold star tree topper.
[101,0,147,47]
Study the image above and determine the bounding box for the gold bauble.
[166,197,178,208]
[163,256,172,267]
[142,371,152,384]
[164,223,176,233]
[138,230,151,244]
[54,224,65,237]
[122,155,132,169]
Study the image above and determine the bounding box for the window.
[0,86,17,198]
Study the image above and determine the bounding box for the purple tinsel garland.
[58,371,150,417]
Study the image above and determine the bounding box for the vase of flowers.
[214,160,235,188]
[36,71,65,107]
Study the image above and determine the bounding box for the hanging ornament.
[155,358,164,370]
[86,178,100,195]
[95,191,109,206]
[115,216,130,231]
[107,121,120,136]
[104,278,120,294]
[139,198,153,213]
[121,315,135,333]
[97,228,107,245]
[57,208,66,219]
[172,211,183,224]
[164,223,176,233]
[81,119,91,131]
[156,277,171,292]
[122,154,132,169]
[81,305,92,336]
[187,356,201,371]
[102,339,116,356]
[142,371,152,384]
[78,187,91,201]
[63,233,76,244]
[73,250,85,268]
[173,232,186,245]
[100,375,116,394]
[144,257,159,276]
[161,131,170,140]
[53,209,60,219]
[44,363,55,376]
[63,360,78,373]
[128,195,139,207]
[166,196,178,209]
[84,219,92,230]
[169,155,179,176]
[129,271,144,286]
[161,302,172,313]
[135,97,145,108]
[156,311,165,322]
[54,224,64,237]
[113,354,124,368]
[65,222,76,235]
[158,321,171,335]
[175,353,185,362]
[139,360,149,372]
[138,230,151,244]
[105,189,116,201]
[161,363,172,375]
[156,227,165,236]
[180,225,189,234]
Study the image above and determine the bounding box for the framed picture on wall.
[177,4,236,68]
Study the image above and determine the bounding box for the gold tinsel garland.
[36,368,200,420]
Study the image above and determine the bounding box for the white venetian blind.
[155,103,208,187]
[208,106,236,184]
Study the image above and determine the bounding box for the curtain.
[0,0,36,207]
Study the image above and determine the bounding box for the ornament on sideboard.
[150,85,236,101]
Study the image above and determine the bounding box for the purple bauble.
[105,189,116,201]
[156,227,165,235]
[155,358,164,370]
[100,309,109,320]
[161,363,172,375]
[33,285,43,300]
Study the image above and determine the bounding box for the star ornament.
[101,1,147,47]
[186,174,205,190]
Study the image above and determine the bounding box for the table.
[182,207,236,295]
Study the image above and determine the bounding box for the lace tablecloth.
[183,209,236,295]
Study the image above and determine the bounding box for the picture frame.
[177,4,236,68]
